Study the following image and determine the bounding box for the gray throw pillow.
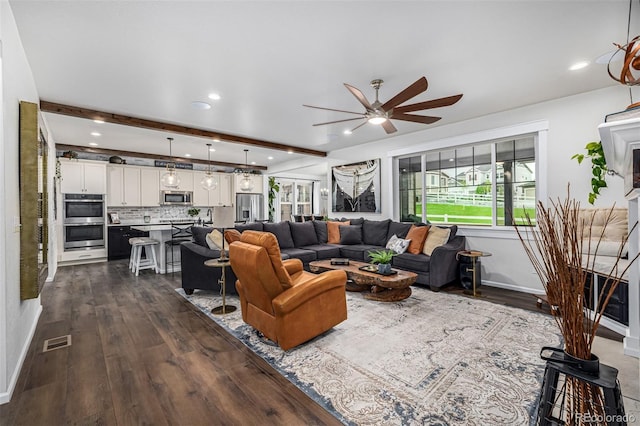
[264,221,295,248]
[289,221,319,247]
[363,219,391,246]
[339,225,363,245]
[313,220,328,243]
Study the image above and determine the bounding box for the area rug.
[176,286,562,425]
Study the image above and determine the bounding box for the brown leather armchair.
[229,230,347,350]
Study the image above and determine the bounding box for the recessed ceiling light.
[343,129,352,135]
[569,61,589,71]
[93,119,105,124]
[90,131,101,137]
[88,142,98,146]
[208,93,221,101]
[287,150,293,154]
[212,137,220,142]
[251,161,256,165]
[184,153,192,157]
[448,158,454,162]
[191,101,211,110]
[209,147,216,152]
[267,156,274,160]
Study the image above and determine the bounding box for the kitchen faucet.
[206,208,212,223]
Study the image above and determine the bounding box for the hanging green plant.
[268,177,280,222]
[571,141,608,205]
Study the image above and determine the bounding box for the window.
[398,135,536,226]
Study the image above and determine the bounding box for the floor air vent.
[42,335,72,352]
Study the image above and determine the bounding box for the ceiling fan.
[303,77,463,134]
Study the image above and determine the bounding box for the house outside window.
[397,135,536,226]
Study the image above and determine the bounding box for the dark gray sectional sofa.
[180,218,465,295]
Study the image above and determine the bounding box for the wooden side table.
[456,250,492,297]
[204,259,237,315]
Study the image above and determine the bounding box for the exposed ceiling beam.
[41,100,327,158]
[56,144,268,171]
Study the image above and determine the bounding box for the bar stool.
[164,223,193,275]
[129,237,160,276]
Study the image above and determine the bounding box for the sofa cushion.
[363,219,391,246]
[192,226,213,248]
[327,220,350,244]
[312,220,328,243]
[342,217,364,226]
[289,221,319,247]
[339,225,363,245]
[386,234,410,254]
[393,252,431,273]
[406,225,430,254]
[447,225,458,241]
[340,244,384,262]
[224,229,242,244]
[206,229,224,250]
[387,221,413,241]
[264,221,295,249]
[235,222,264,233]
[300,244,342,260]
[279,247,317,264]
[422,226,451,255]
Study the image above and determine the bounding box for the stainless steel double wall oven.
[63,193,105,250]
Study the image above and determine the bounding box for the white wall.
[0,1,44,403]
[291,85,635,293]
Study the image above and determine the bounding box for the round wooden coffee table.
[309,259,417,302]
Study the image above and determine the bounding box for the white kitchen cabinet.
[159,169,194,191]
[192,172,233,206]
[140,168,160,206]
[59,159,106,194]
[234,173,263,195]
[107,165,141,206]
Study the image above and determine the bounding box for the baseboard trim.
[0,304,42,405]
[482,280,543,295]
[623,335,640,358]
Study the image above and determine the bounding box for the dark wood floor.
[0,261,622,426]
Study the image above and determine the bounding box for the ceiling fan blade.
[380,77,428,111]
[344,83,373,110]
[350,120,369,133]
[381,120,397,134]
[312,117,365,126]
[303,104,365,115]
[391,113,441,125]
[393,94,463,113]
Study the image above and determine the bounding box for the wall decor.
[332,159,381,213]
[19,101,48,299]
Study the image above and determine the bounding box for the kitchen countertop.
[108,219,208,227]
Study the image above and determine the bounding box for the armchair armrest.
[283,258,304,275]
[272,270,347,314]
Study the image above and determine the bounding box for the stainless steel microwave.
[161,190,193,205]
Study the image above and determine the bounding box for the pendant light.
[200,143,218,191]
[239,149,254,192]
[161,137,180,188]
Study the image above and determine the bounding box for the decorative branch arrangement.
[514,193,637,423]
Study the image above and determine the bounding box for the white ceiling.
[9,1,635,174]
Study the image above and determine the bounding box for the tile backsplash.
[107,205,211,222]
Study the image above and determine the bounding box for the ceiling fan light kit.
[161,137,181,188]
[304,76,462,134]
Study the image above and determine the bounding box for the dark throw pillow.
[191,226,213,248]
[363,219,391,246]
[339,225,363,245]
[312,220,328,244]
[387,221,413,241]
[263,221,295,249]
[235,222,264,233]
[289,221,319,247]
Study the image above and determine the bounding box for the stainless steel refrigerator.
[236,193,264,223]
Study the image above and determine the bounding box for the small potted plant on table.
[368,249,396,274]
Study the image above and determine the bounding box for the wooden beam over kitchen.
[56,144,268,170]
[41,100,327,158]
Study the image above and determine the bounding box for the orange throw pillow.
[224,229,242,244]
[406,225,430,254]
[327,220,350,244]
